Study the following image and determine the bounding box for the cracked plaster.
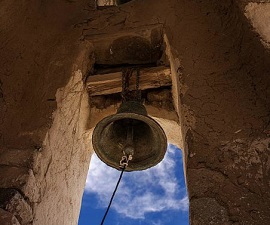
[32,70,91,225]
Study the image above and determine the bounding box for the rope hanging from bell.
[99,154,131,225]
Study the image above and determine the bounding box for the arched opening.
[79,144,189,225]
[79,26,189,224]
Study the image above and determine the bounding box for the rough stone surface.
[0,189,33,225]
[0,209,20,225]
[0,167,39,203]
[191,198,230,225]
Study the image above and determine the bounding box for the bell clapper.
[124,120,135,156]
[119,120,135,169]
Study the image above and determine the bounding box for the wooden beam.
[86,66,171,96]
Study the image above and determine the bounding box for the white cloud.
[152,221,162,225]
[85,145,189,219]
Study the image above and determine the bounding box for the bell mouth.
[92,112,167,171]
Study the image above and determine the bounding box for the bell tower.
[0,0,270,225]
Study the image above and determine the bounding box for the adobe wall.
[0,0,269,224]
[0,1,95,224]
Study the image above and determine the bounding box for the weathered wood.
[87,66,171,96]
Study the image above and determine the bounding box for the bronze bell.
[92,101,167,171]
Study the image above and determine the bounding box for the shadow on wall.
[79,144,189,225]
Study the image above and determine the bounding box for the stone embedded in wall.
[0,208,20,225]
[0,149,36,202]
[0,167,39,204]
[0,189,33,225]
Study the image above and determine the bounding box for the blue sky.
[79,144,189,225]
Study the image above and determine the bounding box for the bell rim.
[92,112,167,172]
